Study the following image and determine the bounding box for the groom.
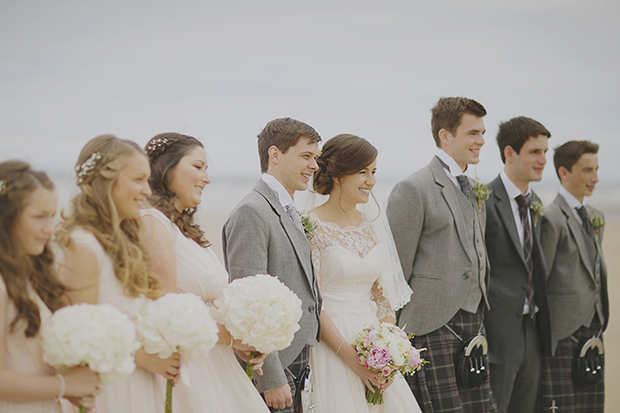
[223,117,322,413]
[387,97,496,412]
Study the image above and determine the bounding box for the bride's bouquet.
[351,322,425,405]
[41,303,141,412]
[218,273,303,380]
[135,293,219,413]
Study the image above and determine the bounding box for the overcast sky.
[1,0,619,185]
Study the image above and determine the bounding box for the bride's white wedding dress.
[308,213,422,413]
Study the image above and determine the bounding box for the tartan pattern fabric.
[407,308,498,413]
[537,318,604,413]
[267,345,310,413]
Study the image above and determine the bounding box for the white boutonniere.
[530,199,544,227]
[300,212,317,240]
[472,177,491,213]
[590,212,605,243]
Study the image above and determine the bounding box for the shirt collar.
[500,170,531,200]
[435,148,466,177]
[261,173,294,208]
[559,185,586,210]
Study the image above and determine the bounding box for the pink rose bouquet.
[351,322,425,405]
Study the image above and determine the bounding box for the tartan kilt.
[408,308,498,413]
[537,318,604,413]
[265,345,310,413]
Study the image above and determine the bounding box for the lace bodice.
[309,213,393,320]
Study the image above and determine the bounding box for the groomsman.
[387,97,497,413]
[222,118,322,413]
[538,140,608,412]
[483,117,552,413]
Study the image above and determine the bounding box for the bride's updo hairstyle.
[56,135,161,299]
[0,161,65,337]
[144,133,209,247]
[313,134,378,195]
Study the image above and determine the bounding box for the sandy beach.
[196,199,620,412]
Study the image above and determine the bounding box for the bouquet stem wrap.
[166,379,173,413]
[245,351,258,380]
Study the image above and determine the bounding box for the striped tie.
[516,194,535,316]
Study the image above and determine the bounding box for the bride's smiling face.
[168,146,210,211]
[336,159,377,205]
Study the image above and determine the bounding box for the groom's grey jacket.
[222,179,322,393]
[387,156,490,336]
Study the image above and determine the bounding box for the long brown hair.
[145,133,209,247]
[56,135,161,299]
[0,160,65,337]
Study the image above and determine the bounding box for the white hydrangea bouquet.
[41,303,141,413]
[218,273,303,380]
[135,293,219,413]
[351,322,425,405]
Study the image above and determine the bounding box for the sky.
[1,0,619,185]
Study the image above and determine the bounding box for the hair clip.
[146,137,173,157]
[76,152,102,184]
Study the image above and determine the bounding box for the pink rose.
[366,345,391,369]
[382,366,391,376]
[358,355,366,365]
[409,348,422,368]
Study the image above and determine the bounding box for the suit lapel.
[430,158,474,263]
[253,180,316,295]
[491,177,526,266]
[556,195,596,282]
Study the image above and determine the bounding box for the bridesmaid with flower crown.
[55,135,180,412]
[0,160,99,413]
[139,133,269,413]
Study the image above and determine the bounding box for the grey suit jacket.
[222,179,321,393]
[483,176,553,362]
[387,157,490,336]
[540,194,609,353]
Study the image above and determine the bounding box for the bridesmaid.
[139,133,269,413]
[55,135,180,412]
[0,161,99,413]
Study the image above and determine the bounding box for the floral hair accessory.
[146,137,173,158]
[76,152,102,185]
[0,180,6,196]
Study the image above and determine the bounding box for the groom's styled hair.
[258,117,322,173]
[496,116,551,163]
[553,140,599,180]
[431,97,487,147]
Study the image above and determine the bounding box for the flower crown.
[146,137,174,158]
[0,179,6,196]
[76,152,102,185]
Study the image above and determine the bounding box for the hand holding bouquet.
[218,273,303,379]
[135,293,219,413]
[351,322,425,405]
[41,303,141,412]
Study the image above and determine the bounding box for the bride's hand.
[338,342,386,391]
[135,348,181,383]
[232,341,266,376]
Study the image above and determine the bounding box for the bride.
[299,134,423,412]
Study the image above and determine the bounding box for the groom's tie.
[456,175,475,206]
[576,206,596,242]
[286,204,304,233]
[436,156,474,206]
[516,194,535,317]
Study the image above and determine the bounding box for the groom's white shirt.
[435,148,464,188]
[262,173,294,209]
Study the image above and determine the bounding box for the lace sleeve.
[372,280,395,321]
[309,224,326,285]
